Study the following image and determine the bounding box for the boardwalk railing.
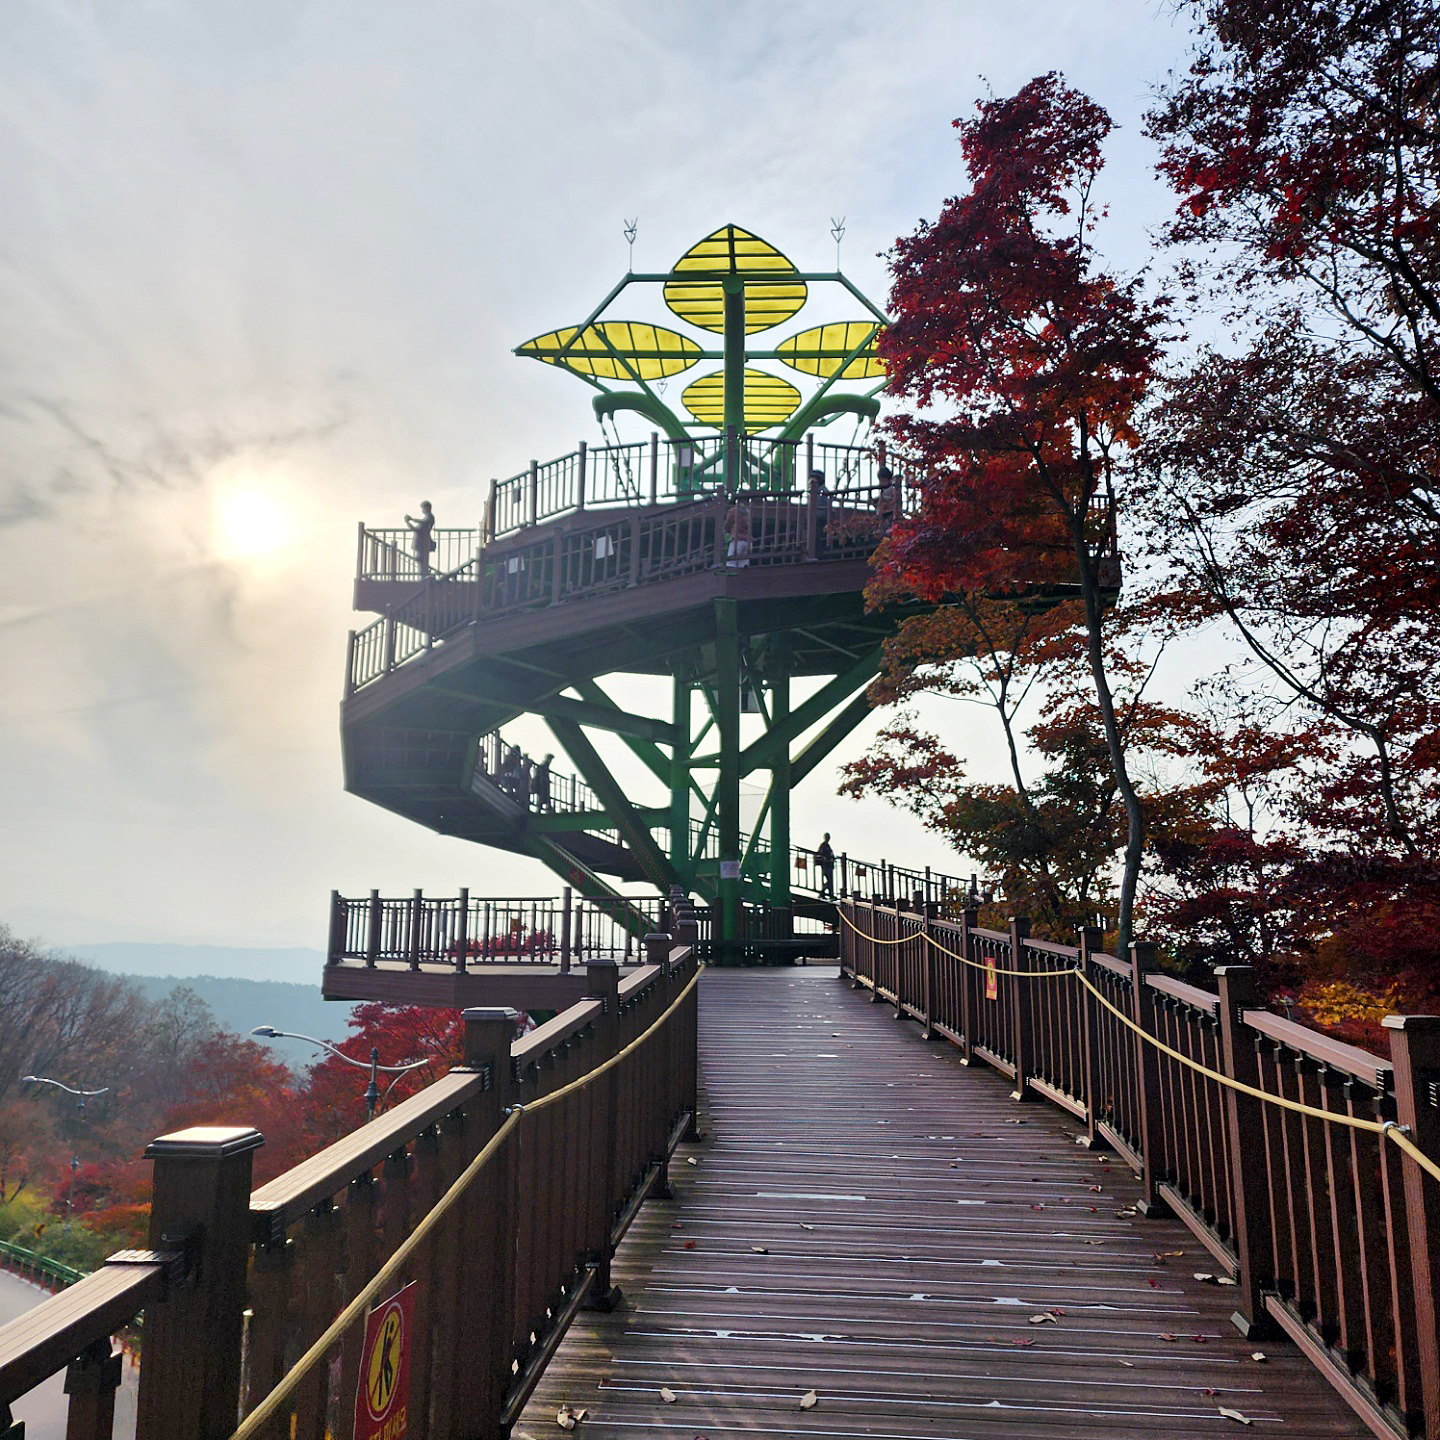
[0,941,699,1440]
[839,897,1440,1440]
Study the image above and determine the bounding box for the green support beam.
[669,667,692,884]
[545,716,677,895]
[714,598,742,943]
[737,648,881,776]
[790,689,876,785]
[769,637,792,906]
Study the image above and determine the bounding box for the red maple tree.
[875,73,1168,953]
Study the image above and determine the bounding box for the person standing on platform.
[534,753,553,811]
[405,500,436,574]
[808,470,831,557]
[725,498,752,567]
[815,833,836,898]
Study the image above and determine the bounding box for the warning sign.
[984,953,998,1002]
[354,1282,416,1440]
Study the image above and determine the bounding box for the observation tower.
[337,223,1114,966]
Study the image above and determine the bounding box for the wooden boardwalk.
[519,966,1370,1439]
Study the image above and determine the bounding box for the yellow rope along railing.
[229,962,704,1440]
[838,909,1440,1185]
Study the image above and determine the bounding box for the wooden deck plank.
[516,967,1371,1439]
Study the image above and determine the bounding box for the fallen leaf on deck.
[1200,1388,1219,1397]
[751,1245,769,1254]
[1160,1332,1177,1342]
[799,1390,818,1410]
[1195,1273,1217,1283]
[1029,1313,1058,1324]
[683,1240,696,1250]
[1089,1184,1103,1192]
[1154,1251,1183,1261]
[1118,1360,1134,1367]
[556,1406,578,1431]
[660,1387,678,1404]
[1082,1239,1105,1246]
[1192,1334,1208,1343]
[686,1156,698,1165]
[1251,1352,1267,1362]
[1217,1276,1237,1286]
[1218,1407,1252,1425]
[1011,1337,1036,1347]
[799,1223,815,1230]
[1148,1278,1160,1288]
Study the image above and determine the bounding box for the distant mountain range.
[118,974,360,1070]
[65,942,328,986]
[46,941,357,1072]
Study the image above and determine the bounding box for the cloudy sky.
[0,0,1197,949]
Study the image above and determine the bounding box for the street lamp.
[249,1027,431,1122]
[20,1075,110,1228]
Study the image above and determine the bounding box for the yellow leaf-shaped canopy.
[516,321,701,380]
[664,225,808,334]
[681,368,801,433]
[776,321,886,379]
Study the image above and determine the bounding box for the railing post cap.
[462,1007,521,1023]
[1213,965,1253,975]
[1382,1013,1440,1032]
[586,956,620,970]
[643,932,673,944]
[144,1126,264,1160]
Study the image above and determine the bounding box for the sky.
[0,0,1200,950]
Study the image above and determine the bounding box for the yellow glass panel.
[664,224,808,334]
[681,367,801,432]
[776,321,886,379]
[516,321,701,380]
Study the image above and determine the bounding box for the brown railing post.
[528,459,539,527]
[1008,916,1032,1101]
[584,959,624,1311]
[958,906,977,1063]
[1383,1014,1440,1437]
[1129,941,1170,1217]
[63,1338,123,1440]
[1215,967,1276,1338]
[921,901,937,1040]
[136,1126,264,1440]
[455,1008,519,1440]
[365,888,381,967]
[560,886,574,973]
[455,887,470,974]
[1078,925,1105,1148]
[649,430,660,504]
[408,888,424,970]
[326,890,345,965]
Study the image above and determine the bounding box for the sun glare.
[224,492,288,553]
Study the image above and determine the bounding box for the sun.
[224,492,287,553]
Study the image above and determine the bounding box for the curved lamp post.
[250,1027,431,1121]
[20,1075,110,1227]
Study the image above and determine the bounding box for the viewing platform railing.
[839,897,1440,1440]
[0,938,700,1440]
[325,888,668,970]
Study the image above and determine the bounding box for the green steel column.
[715,599,741,945]
[669,666,692,884]
[769,638,791,906]
[722,278,745,492]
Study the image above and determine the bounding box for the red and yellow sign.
[354,1282,416,1440]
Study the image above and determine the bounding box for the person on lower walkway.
[815,833,836,898]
